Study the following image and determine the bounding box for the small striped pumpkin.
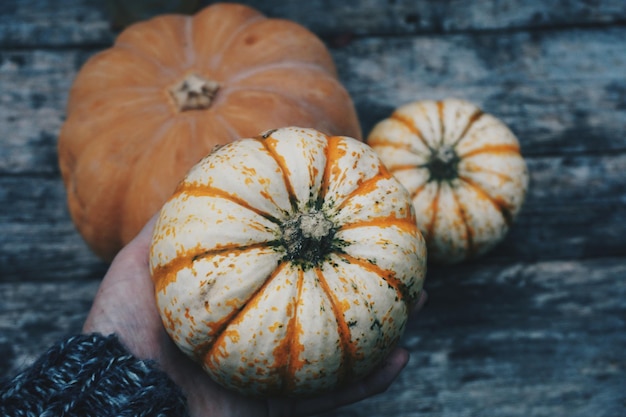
[367,99,529,264]
[149,127,427,397]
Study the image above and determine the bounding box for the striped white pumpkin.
[149,126,426,397]
[367,99,529,264]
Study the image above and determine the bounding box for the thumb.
[133,212,160,250]
[113,211,160,266]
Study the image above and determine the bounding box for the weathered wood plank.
[0,0,113,48]
[318,258,626,417]
[0,279,100,376]
[0,176,108,282]
[354,79,626,157]
[0,48,83,175]
[1,151,625,279]
[333,27,626,152]
[1,1,624,417]
[2,0,626,47]
[0,221,108,282]
[241,0,626,38]
[495,202,626,261]
[1,26,625,177]
[2,258,624,416]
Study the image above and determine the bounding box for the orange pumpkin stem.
[170,73,220,111]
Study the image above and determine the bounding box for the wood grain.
[321,258,626,417]
[2,258,624,415]
[2,0,626,47]
[333,27,626,152]
[2,27,625,178]
[1,1,625,416]
[0,279,100,375]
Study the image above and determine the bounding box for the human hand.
[83,215,427,417]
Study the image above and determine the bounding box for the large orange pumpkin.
[150,127,426,397]
[58,3,361,261]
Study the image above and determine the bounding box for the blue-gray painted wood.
[0,1,624,416]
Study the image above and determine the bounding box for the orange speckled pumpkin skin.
[149,127,426,397]
[58,3,361,261]
[367,99,529,264]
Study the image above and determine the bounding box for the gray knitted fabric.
[0,333,189,417]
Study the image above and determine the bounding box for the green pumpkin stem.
[281,210,336,268]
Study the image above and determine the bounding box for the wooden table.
[1,1,625,416]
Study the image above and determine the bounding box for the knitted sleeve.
[0,333,189,417]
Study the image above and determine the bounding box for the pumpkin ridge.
[67,88,170,126]
[213,113,241,141]
[276,267,307,394]
[339,215,418,235]
[314,267,356,385]
[182,16,194,67]
[449,185,476,258]
[458,176,515,227]
[460,163,517,184]
[450,108,484,148]
[202,13,266,73]
[120,117,178,236]
[424,183,441,244]
[173,183,282,224]
[385,163,419,173]
[335,166,392,211]
[409,180,430,201]
[390,113,432,152]
[317,135,338,209]
[225,61,334,84]
[458,144,521,159]
[365,136,412,151]
[115,42,179,79]
[185,113,199,154]
[191,308,240,363]
[437,101,446,148]
[223,85,331,130]
[199,260,290,367]
[338,253,410,303]
[72,86,165,108]
[257,136,298,212]
[459,144,521,158]
[152,242,278,294]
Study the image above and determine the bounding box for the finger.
[268,347,410,417]
[111,212,160,266]
[130,212,160,252]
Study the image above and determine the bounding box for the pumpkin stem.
[427,145,460,182]
[169,73,220,111]
[281,210,336,268]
